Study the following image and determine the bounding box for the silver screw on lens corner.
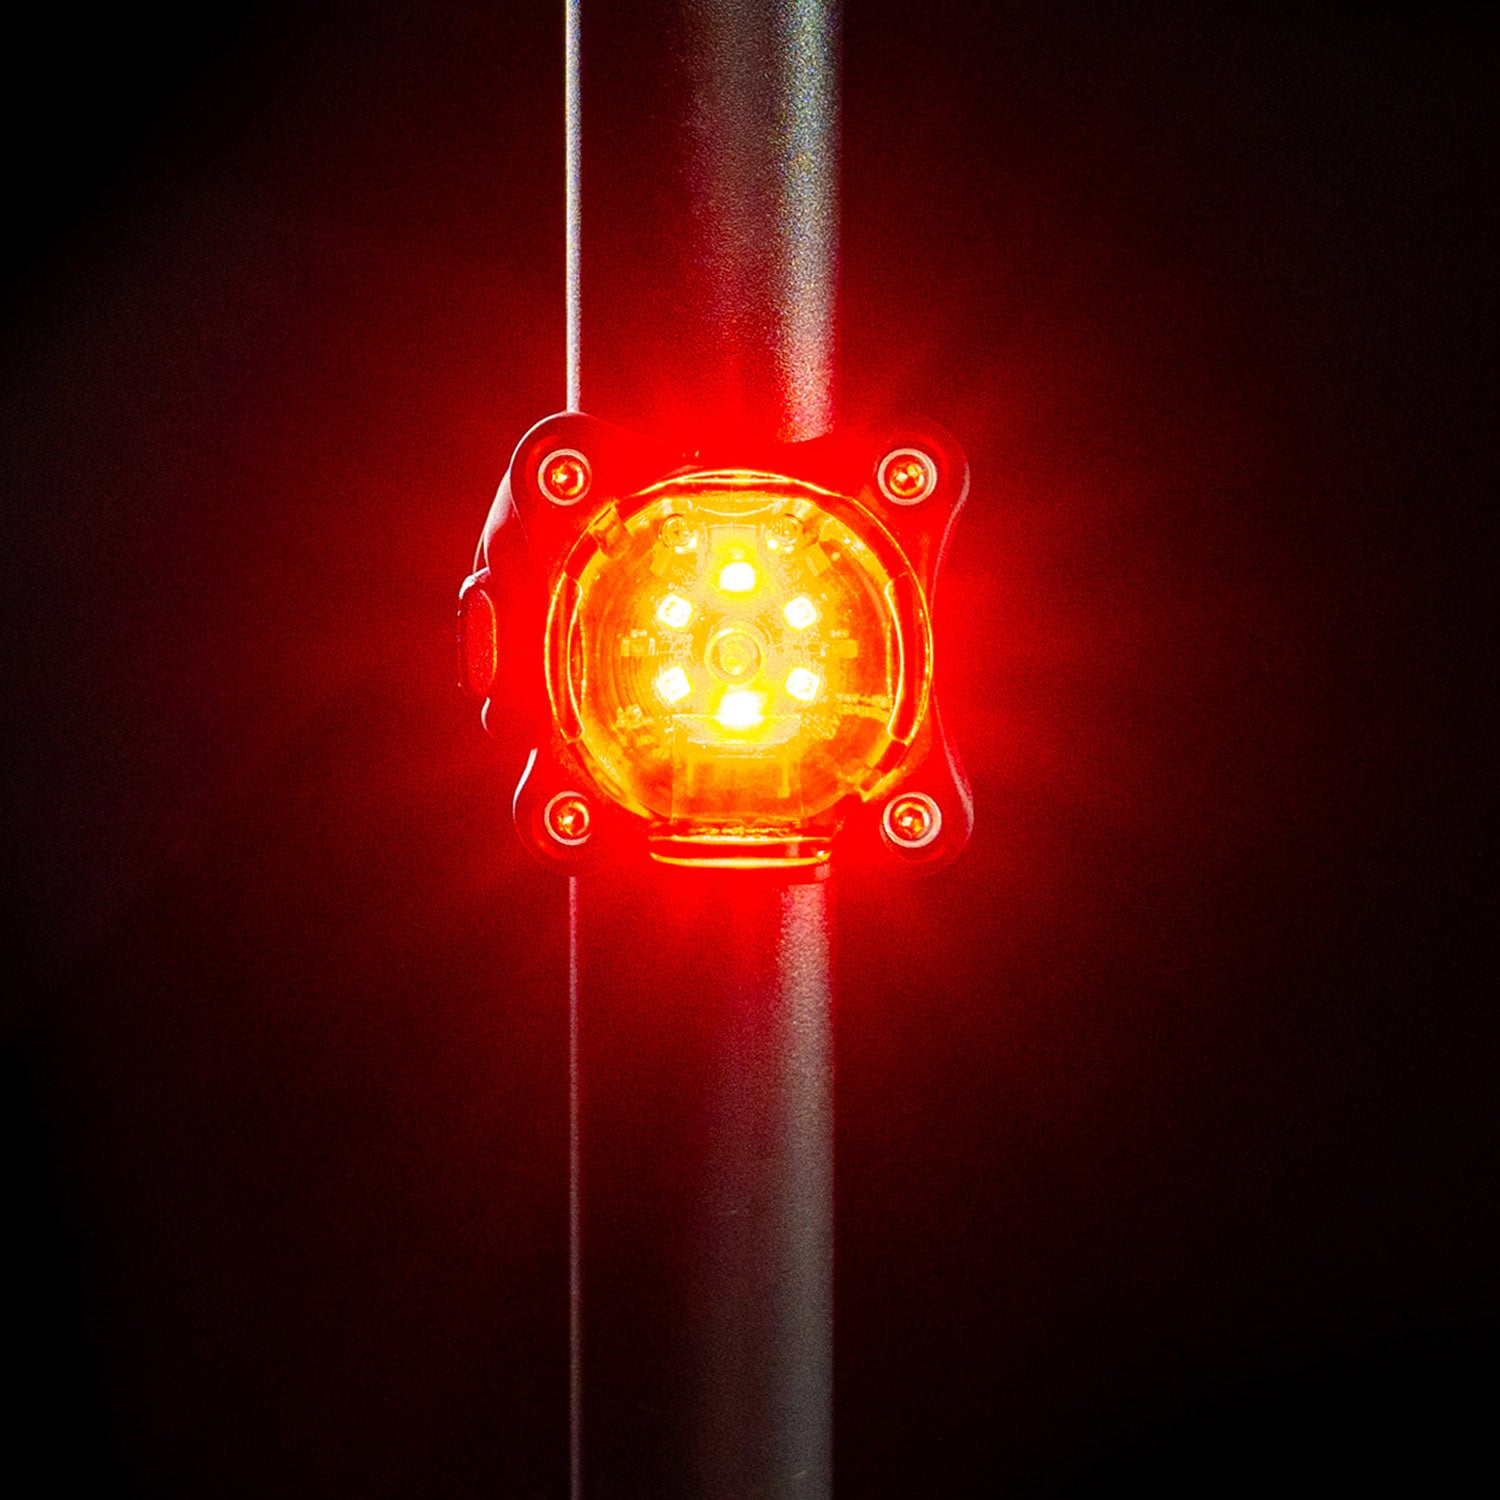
[544,790,593,845]
[876,447,937,505]
[537,447,592,505]
[881,790,943,849]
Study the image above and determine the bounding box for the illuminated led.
[656,594,693,630]
[539,448,591,505]
[715,689,764,730]
[783,594,819,631]
[655,665,692,704]
[785,667,821,703]
[717,560,757,593]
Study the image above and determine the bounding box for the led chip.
[655,665,692,704]
[783,594,819,631]
[717,561,757,593]
[785,667,821,702]
[656,594,693,630]
[715,688,764,730]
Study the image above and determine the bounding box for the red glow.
[15,7,1485,1497]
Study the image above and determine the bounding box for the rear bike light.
[461,414,972,871]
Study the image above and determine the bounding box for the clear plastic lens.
[547,470,933,844]
[658,514,693,548]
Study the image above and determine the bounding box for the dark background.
[2,1,1493,1494]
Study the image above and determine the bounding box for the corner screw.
[544,791,593,845]
[877,448,937,505]
[882,791,942,849]
[538,448,592,505]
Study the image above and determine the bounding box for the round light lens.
[545,470,933,847]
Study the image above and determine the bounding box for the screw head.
[538,448,592,505]
[765,514,803,551]
[877,448,937,505]
[882,791,942,849]
[544,791,593,846]
[658,513,695,548]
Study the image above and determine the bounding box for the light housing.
[460,414,972,870]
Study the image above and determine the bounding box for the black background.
[2,2,1493,1494]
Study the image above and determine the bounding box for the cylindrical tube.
[573,0,839,443]
[566,5,841,1493]
[572,870,832,1497]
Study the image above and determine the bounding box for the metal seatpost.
[564,3,840,1495]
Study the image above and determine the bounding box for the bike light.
[462,413,972,870]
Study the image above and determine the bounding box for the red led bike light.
[548,469,930,864]
[461,414,972,870]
